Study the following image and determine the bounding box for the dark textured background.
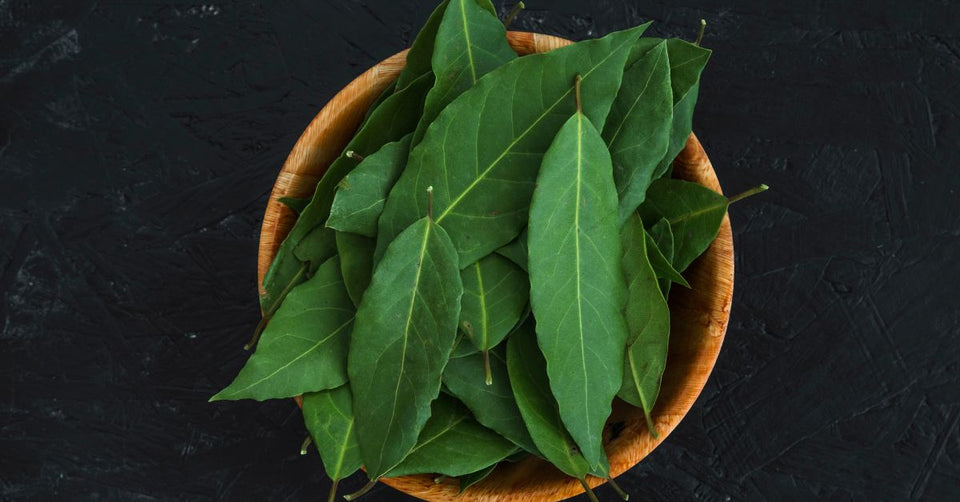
[2,0,959,500]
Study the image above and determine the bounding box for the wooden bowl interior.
[258,32,733,502]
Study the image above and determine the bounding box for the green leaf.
[395,1,449,91]
[459,254,528,358]
[293,226,337,273]
[617,213,671,435]
[360,80,396,127]
[645,218,689,289]
[211,257,353,402]
[335,232,376,307]
[259,72,433,312]
[603,40,673,224]
[653,39,711,179]
[442,346,540,455]
[527,109,628,475]
[506,323,591,479]
[385,394,516,477]
[637,178,728,272]
[410,0,517,146]
[377,24,650,268]
[278,196,310,215]
[327,134,413,237]
[458,463,497,494]
[495,227,528,271]
[348,217,463,478]
[302,386,362,482]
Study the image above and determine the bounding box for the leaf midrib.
[458,0,478,83]
[571,112,592,446]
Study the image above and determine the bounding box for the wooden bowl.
[258,32,733,502]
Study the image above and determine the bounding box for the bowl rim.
[257,31,734,502]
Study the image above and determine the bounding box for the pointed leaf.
[211,257,353,401]
[327,134,413,237]
[527,110,627,474]
[348,217,463,478]
[278,196,310,215]
[459,253,528,354]
[395,1,449,91]
[603,40,673,224]
[385,395,516,477]
[617,213,671,434]
[442,346,540,454]
[336,232,375,307]
[653,40,711,179]
[495,227,528,271]
[302,386,362,481]
[410,0,517,145]
[645,219,688,289]
[637,178,728,272]
[458,463,497,494]
[377,24,650,267]
[506,324,591,479]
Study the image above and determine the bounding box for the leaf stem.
[299,435,313,455]
[327,478,340,502]
[483,349,493,386]
[504,2,525,29]
[248,262,309,350]
[695,19,707,46]
[426,186,435,221]
[343,479,377,501]
[608,477,630,500]
[579,478,600,502]
[345,150,365,162]
[727,184,769,204]
[574,74,583,113]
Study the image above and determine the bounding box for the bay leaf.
[527,106,627,475]
[327,134,413,237]
[458,463,497,494]
[394,1,449,91]
[211,257,353,401]
[302,386,362,495]
[293,226,337,274]
[645,218,689,290]
[652,39,711,180]
[376,24,650,268]
[442,346,539,454]
[410,0,517,146]
[384,394,516,477]
[617,213,671,435]
[278,196,310,215]
[603,40,673,224]
[259,71,433,312]
[636,178,727,272]
[360,80,396,127]
[335,232,375,307]
[348,216,463,479]
[495,227,528,271]
[506,323,591,479]
[459,254,528,370]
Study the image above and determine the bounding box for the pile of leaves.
[211,1,765,500]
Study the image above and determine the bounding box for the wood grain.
[257,32,734,502]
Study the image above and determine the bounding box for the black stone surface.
[2,1,959,500]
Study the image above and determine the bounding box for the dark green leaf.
[410,0,517,145]
[385,394,516,477]
[458,463,497,494]
[377,24,650,267]
[360,80,396,126]
[506,323,591,479]
[348,217,463,478]
[617,213,671,435]
[653,40,711,179]
[637,178,728,272]
[327,134,413,237]
[278,196,310,215]
[336,232,376,307]
[442,346,539,454]
[459,254,528,356]
[395,1,448,91]
[527,109,628,474]
[302,386,362,481]
[645,219,688,289]
[293,226,337,273]
[604,40,672,224]
[495,227,528,271]
[211,257,353,401]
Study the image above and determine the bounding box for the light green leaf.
[459,254,528,360]
[506,323,591,479]
[302,386,362,482]
[327,134,413,237]
[637,178,728,272]
[211,257,353,402]
[495,227,528,271]
[603,40,673,224]
[527,109,627,475]
[348,217,463,478]
[653,39,711,179]
[385,394,516,477]
[442,346,539,454]
[377,24,650,268]
[617,213,671,435]
[410,0,517,146]
[335,232,376,307]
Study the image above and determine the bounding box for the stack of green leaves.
[211,2,766,501]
